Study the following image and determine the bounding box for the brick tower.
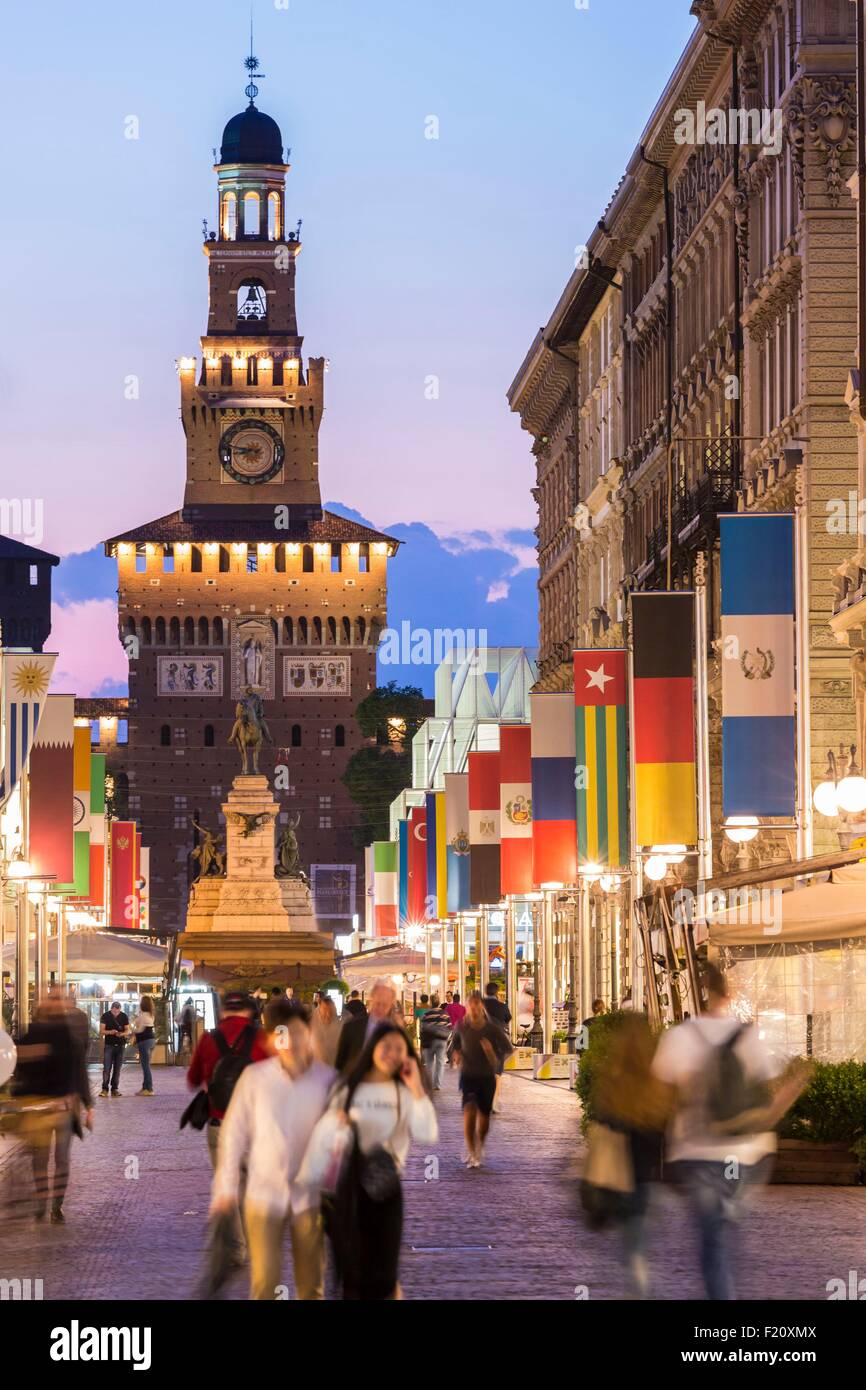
[105,57,398,939]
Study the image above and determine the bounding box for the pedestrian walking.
[310,994,343,1067]
[419,995,451,1091]
[343,990,366,1020]
[210,999,335,1300]
[651,963,809,1300]
[335,981,400,1073]
[302,1023,438,1299]
[483,981,512,1111]
[443,991,466,1028]
[452,990,513,1167]
[11,991,93,1224]
[187,990,270,1262]
[133,994,157,1096]
[179,996,196,1052]
[98,1000,130,1097]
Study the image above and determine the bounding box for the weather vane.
[244,10,266,105]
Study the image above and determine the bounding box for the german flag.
[630,592,697,847]
[574,650,628,869]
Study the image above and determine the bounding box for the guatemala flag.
[720,514,796,817]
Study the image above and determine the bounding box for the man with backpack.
[187,990,269,1260]
[419,995,452,1091]
[651,963,786,1300]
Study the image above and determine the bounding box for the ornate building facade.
[105,70,398,936]
[510,0,860,1005]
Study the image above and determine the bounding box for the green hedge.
[777,1060,866,1149]
[573,1009,631,1135]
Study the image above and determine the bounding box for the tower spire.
[244,9,266,107]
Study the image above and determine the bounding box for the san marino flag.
[720,514,796,817]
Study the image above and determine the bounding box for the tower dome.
[220,103,284,165]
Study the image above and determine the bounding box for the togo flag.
[574,650,628,870]
[720,514,796,817]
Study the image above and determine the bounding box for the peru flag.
[499,725,533,895]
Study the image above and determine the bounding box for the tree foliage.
[354,681,427,745]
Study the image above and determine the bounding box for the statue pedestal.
[179,774,334,989]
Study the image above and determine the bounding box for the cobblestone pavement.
[0,1064,862,1300]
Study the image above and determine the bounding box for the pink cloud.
[48,600,127,697]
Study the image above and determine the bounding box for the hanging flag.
[424,791,448,919]
[88,752,106,908]
[574,650,628,869]
[468,750,500,906]
[373,840,398,937]
[109,821,138,929]
[530,692,577,886]
[631,591,697,846]
[720,514,796,817]
[139,846,151,933]
[58,724,92,897]
[0,651,57,808]
[29,693,75,883]
[444,772,470,912]
[407,805,428,925]
[398,819,409,929]
[499,725,533,895]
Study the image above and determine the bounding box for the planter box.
[771,1139,861,1186]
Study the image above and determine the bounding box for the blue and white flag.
[720,514,795,817]
[0,651,57,809]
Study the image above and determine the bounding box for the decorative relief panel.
[158,655,223,695]
[282,655,351,697]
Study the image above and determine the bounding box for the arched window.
[298,617,308,645]
[312,617,323,644]
[327,617,337,644]
[154,615,166,645]
[213,616,224,645]
[267,191,281,240]
[169,616,180,644]
[275,545,286,574]
[184,616,195,644]
[369,619,382,646]
[283,616,293,644]
[191,546,202,573]
[141,616,152,645]
[341,616,351,644]
[291,724,302,747]
[355,616,367,644]
[198,617,209,646]
[222,192,237,240]
[302,545,314,573]
[243,191,260,236]
[335,724,346,748]
[204,725,215,747]
[236,278,267,324]
[125,617,136,638]
[160,724,171,747]
[20,619,31,646]
[219,546,230,573]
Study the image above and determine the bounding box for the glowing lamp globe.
[653,844,687,865]
[644,854,668,882]
[723,816,760,844]
[813,781,840,818]
[6,855,31,879]
[836,775,866,815]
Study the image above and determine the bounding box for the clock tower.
[105,57,398,944]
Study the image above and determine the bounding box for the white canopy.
[1,929,186,977]
[708,862,866,946]
[340,945,432,994]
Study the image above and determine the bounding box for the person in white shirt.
[301,1022,438,1300]
[651,962,779,1301]
[210,998,335,1300]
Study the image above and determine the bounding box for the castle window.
[198,617,209,645]
[330,544,342,574]
[220,357,232,386]
[312,617,322,644]
[243,191,260,236]
[237,278,267,324]
[355,617,367,644]
[273,359,284,386]
[246,356,258,386]
[302,545,314,573]
[298,617,308,644]
[163,546,175,574]
[160,725,171,747]
[213,616,224,644]
[118,719,128,745]
[358,543,370,573]
[318,815,332,830]
[89,720,100,746]
[184,616,195,644]
[6,619,17,644]
[341,617,351,644]
[125,617,136,638]
[154,617,166,645]
[275,545,286,574]
[335,724,345,747]
[204,725,215,747]
[268,191,281,240]
[20,619,31,646]
[246,545,258,574]
[219,546,230,572]
[222,191,237,240]
[141,617,152,644]
[191,546,202,573]
[135,543,147,574]
[327,617,337,644]
[169,616,180,644]
[29,564,38,586]
[283,616,293,644]
[291,724,302,747]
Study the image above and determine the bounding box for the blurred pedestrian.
[211,999,334,1300]
[311,995,343,1068]
[483,981,512,1112]
[179,996,196,1052]
[452,991,513,1168]
[419,995,451,1091]
[582,998,606,1032]
[133,994,157,1096]
[652,963,801,1301]
[335,981,398,1073]
[443,991,466,1028]
[98,1001,129,1098]
[302,1023,437,1299]
[343,989,366,1020]
[12,991,93,1224]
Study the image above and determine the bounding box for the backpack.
[207,1026,257,1113]
[421,1010,451,1045]
[698,1022,771,1134]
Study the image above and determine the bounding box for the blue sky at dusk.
[1,0,696,693]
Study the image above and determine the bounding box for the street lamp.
[723,816,760,844]
[644,854,668,882]
[813,745,866,817]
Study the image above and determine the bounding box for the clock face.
[219,420,285,484]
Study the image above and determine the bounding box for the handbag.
[358,1081,402,1202]
[579,1121,637,1231]
[180,1089,210,1131]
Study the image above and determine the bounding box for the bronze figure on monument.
[275,811,306,881]
[190,822,226,879]
[227,685,274,774]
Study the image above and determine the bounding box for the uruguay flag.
[720,514,796,817]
